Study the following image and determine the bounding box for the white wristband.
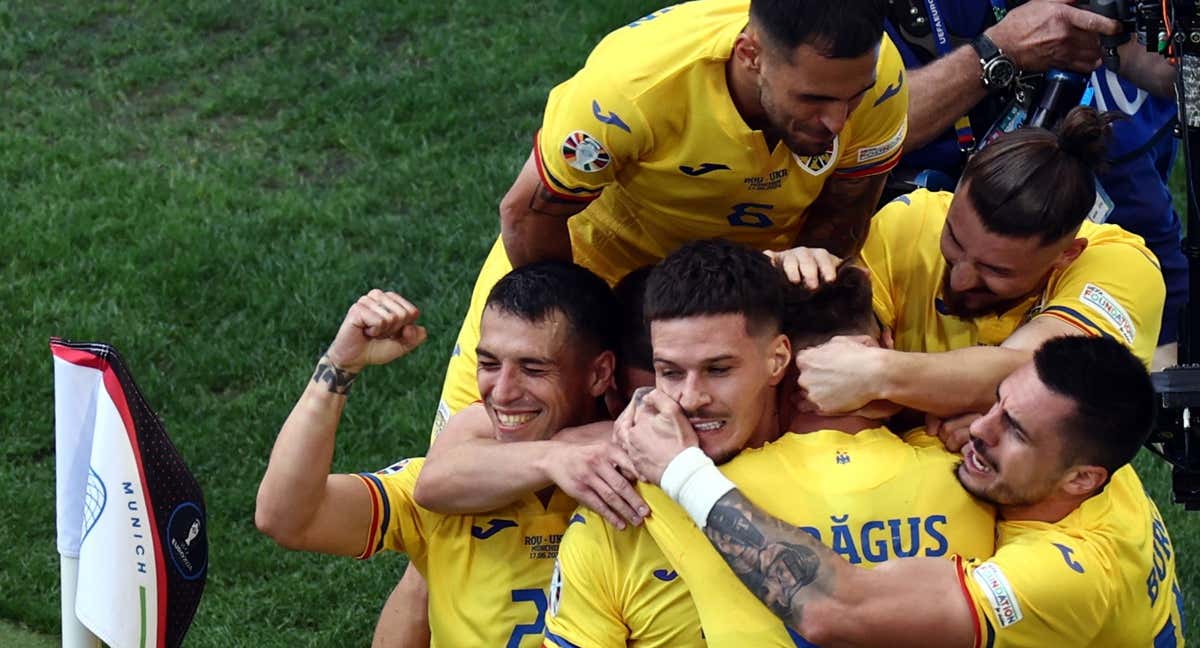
[659,446,736,528]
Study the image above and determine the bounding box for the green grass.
[1,2,1197,646]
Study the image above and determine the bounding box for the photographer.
[887,0,1186,368]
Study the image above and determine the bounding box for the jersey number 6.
[726,202,775,228]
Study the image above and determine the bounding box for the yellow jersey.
[861,189,1165,367]
[538,0,909,284]
[960,466,1185,647]
[355,458,576,648]
[641,426,996,646]
[435,0,909,423]
[542,507,705,648]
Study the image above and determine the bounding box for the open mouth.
[963,442,994,475]
[691,419,727,433]
[495,410,539,428]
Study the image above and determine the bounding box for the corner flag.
[52,338,207,648]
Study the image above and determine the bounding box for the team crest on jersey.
[562,131,610,173]
[548,560,564,617]
[794,137,839,176]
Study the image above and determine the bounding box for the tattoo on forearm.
[704,490,830,627]
[312,361,358,395]
[529,185,583,217]
[800,176,884,257]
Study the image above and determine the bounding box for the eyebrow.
[652,354,737,365]
[477,348,556,365]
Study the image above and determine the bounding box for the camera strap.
[920,0,1010,155]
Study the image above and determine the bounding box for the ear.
[1059,464,1109,498]
[733,32,762,72]
[587,350,617,399]
[767,333,792,386]
[1051,238,1089,271]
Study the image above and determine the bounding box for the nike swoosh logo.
[592,100,631,133]
[470,518,519,540]
[678,163,730,176]
[873,69,904,107]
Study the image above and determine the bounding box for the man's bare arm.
[1115,39,1178,99]
[905,46,990,150]
[414,405,646,528]
[499,149,591,267]
[797,173,887,258]
[702,490,975,647]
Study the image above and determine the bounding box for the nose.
[674,373,713,415]
[968,403,1003,446]
[491,365,523,404]
[819,101,851,135]
[949,262,980,293]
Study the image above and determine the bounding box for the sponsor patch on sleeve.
[856,121,907,163]
[1079,282,1136,343]
[972,562,1024,628]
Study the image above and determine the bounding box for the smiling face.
[650,313,789,464]
[938,182,1082,318]
[476,306,607,443]
[956,363,1078,506]
[754,40,879,156]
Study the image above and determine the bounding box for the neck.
[998,491,1090,524]
[787,411,880,435]
[746,388,783,449]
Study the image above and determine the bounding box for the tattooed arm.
[255,290,428,556]
[794,172,887,258]
[500,149,592,267]
[702,489,976,647]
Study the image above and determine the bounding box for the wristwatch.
[970,34,1017,92]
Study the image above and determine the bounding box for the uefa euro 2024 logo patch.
[562,131,610,173]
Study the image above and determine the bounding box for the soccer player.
[791,106,1165,448]
[254,262,619,648]
[620,335,1184,647]
[434,0,910,431]
[615,260,995,646]
[886,0,1186,369]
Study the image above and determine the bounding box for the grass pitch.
[1,1,1196,646]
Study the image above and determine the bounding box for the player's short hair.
[783,264,875,350]
[644,239,784,337]
[485,261,620,354]
[1033,336,1155,475]
[963,106,1120,246]
[614,266,654,373]
[750,0,886,59]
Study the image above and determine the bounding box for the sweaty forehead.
[480,307,572,358]
[651,314,758,362]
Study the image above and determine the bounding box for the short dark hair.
[963,106,1120,246]
[750,0,886,59]
[1034,336,1154,475]
[644,239,784,336]
[783,265,875,349]
[484,261,620,354]
[613,266,654,373]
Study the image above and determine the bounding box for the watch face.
[985,58,1017,89]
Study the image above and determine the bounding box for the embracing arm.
[499,149,590,267]
[414,410,646,528]
[703,489,975,648]
[797,173,887,258]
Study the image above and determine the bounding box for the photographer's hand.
[986,0,1121,74]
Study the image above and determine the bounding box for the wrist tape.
[659,446,736,528]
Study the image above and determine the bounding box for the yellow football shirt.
[960,466,1185,647]
[642,427,996,646]
[861,189,1165,367]
[436,0,910,423]
[355,458,576,648]
[542,507,705,648]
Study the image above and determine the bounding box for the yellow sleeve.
[960,538,1111,647]
[543,509,628,648]
[832,35,908,179]
[535,62,652,202]
[354,458,428,561]
[860,194,915,331]
[1034,232,1164,367]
